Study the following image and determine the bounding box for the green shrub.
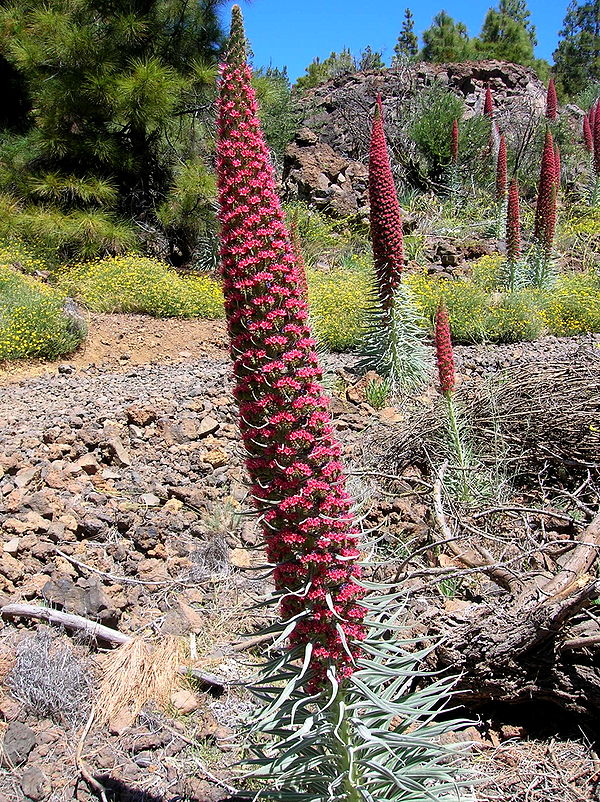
[0,267,85,360]
[0,194,138,265]
[57,255,225,318]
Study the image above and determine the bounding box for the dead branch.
[0,603,225,691]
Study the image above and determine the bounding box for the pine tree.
[0,0,224,264]
[422,11,473,62]
[393,8,419,63]
[358,46,385,71]
[295,49,355,90]
[553,0,600,97]
[475,4,535,65]
[499,0,537,46]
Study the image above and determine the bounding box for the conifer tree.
[422,11,472,62]
[393,9,419,63]
[553,0,600,96]
[0,0,224,263]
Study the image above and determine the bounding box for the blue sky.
[220,1,567,81]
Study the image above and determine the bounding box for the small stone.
[106,437,132,467]
[140,493,161,507]
[76,454,99,475]
[229,548,252,568]
[126,405,157,427]
[20,765,50,801]
[198,416,220,437]
[204,448,228,468]
[170,689,200,714]
[3,537,20,554]
[163,498,183,514]
[1,722,36,767]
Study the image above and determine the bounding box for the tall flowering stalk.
[546,78,558,121]
[500,178,525,290]
[434,303,469,499]
[360,96,431,393]
[289,217,309,302]
[530,129,558,287]
[495,132,507,238]
[216,8,467,801]
[584,115,593,153]
[435,302,455,396]
[447,118,461,194]
[218,3,364,690]
[594,102,600,177]
[496,134,507,201]
[483,86,494,117]
[368,95,404,308]
[533,129,556,247]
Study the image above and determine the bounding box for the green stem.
[444,391,470,501]
[331,691,362,802]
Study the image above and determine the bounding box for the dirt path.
[0,313,229,385]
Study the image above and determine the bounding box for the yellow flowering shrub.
[308,266,371,350]
[0,239,49,275]
[57,255,225,318]
[0,266,85,360]
[540,273,600,335]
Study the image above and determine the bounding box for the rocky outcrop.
[283,60,548,214]
[283,127,369,217]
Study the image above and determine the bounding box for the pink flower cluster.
[590,101,600,176]
[533,129,558,252]
[217,6,365,690]
[369,95,404,308]
[506,178,521,263]
[496,133,507,201]
[434,302,455,395]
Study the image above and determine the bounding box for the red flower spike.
[589,103,596,132]
[451,118,459,164]
[483,86,494,117]
[584,115,594,153]
[534,129,556,251]
[554,146,561,186]
[217,5,365,690]
[434,302,455,395]
[594,102,600,176]
[290,219,309,302]
[369,94,404,308]
[506,178,521,263]
[496,134,507,201]
[546,78,558,121]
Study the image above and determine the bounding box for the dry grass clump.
[6,630,94,725]
[94,637,182,731]
[474,738,599,802]
[363,351,600,483]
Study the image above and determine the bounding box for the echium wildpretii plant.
[529,128,558,288]
[434,302,470,500]
[495,133,507,238]
[358,95,431,395]
[498,178,527,290]
[217,8,469,801]
[591,100,600,205]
